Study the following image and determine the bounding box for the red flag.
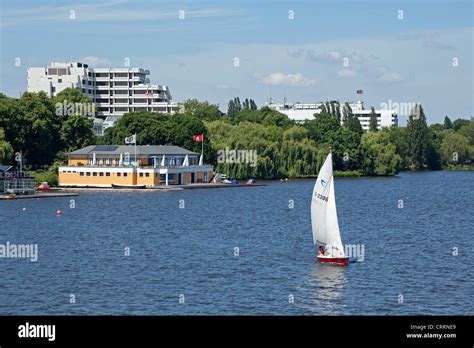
[193,134,203,142]
[356,89,363,94]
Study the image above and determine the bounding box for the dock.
[0,184,267,198]
[0,191,79,200]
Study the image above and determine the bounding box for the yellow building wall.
[68,157,88,166]
[136,173,155,186]
[59,168,214,186]
[59,171,136,186]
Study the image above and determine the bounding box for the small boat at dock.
[111,183,147,189]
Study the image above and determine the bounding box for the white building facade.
[27,62,179,135]
[267,101,397,130]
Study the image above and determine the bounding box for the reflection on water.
[297,259,348,315]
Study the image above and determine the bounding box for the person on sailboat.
[318,246,325,256]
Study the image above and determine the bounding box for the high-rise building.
[27,62,179,135]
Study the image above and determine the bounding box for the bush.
[34,171,58,186]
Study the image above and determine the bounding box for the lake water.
[0,171,472,315]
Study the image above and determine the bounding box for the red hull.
[317,256,348,266]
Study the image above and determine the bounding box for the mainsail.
[311,153,345,257]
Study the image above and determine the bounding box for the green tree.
[330,127,362,170]
[388,126,409,169]
[260,106,294,128]
[456,119,474,145]
[0,128,14,164]
[369,107,378,132]
[303,111,340,143]
[361,130,402,175]
[52,87,91,104]
[227,99,236,119]
[406,104,430,169]
[452,118,470,131]
[17,92,62,166]
[249,99,258,110]
[182,99,222,121]
[440,132,471,165]
[283,126,309,142]
[347,116,363,135]
[60,115,96,151]
[342,102,353,126]
[443,115,453,129]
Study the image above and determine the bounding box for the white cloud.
[337,69,357,77]
[379,71,402,82]
[326,50,342,61]
[81,56,111,66]
[262,72,315,87]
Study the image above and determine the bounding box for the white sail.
[311,153,345,257]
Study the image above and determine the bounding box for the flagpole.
[135,133,137,168]
[201,134,204,165]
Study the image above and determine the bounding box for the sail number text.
[315,193,329,202]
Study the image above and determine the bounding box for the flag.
[193,134,204,142]
[356,89,364,94]
[125,134,136,144]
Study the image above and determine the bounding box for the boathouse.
[58,145,214,187]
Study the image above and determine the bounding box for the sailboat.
[311,152,348,266]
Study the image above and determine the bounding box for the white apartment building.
[267,100,398,130]
[27,62,179,135]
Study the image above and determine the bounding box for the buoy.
[22,207,26,211]
[56,210,62,216]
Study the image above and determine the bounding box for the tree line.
[0,90,473,182]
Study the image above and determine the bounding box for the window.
[124,173,128,177]
[145,173,150,177]
[99,172,104,176]
[93,172,97,176]
[86,172,91,176]
[58,79,62,83]
[139,173,144,177]
[80,172,84,176]
[117,173,121,177]
[106,172,110,177]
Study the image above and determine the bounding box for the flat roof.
[68,145,199,156]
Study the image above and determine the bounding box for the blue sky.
[0,0,472,124]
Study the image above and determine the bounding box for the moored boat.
[111,183,146,189]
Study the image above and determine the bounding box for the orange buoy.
[56,210,62,216]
